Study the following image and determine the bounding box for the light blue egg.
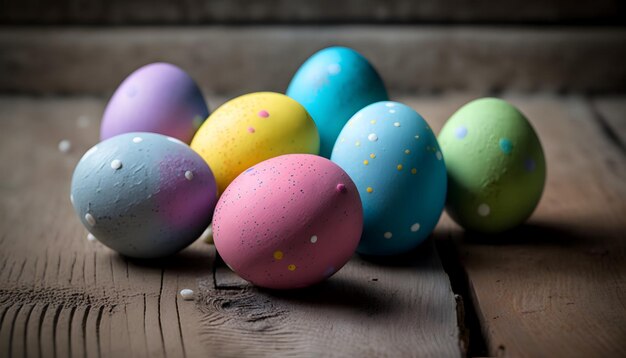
[70,132,218,258]
[287,46,389,158]
[331,101,447,255]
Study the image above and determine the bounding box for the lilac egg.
[100,63,209,143]
[71,132,218,258]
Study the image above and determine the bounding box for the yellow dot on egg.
[370,153,376,159]
[273,251,284,260]
[411,168,417,174]
[355,141,361,147]
[370,120,376,124]
[340,138,345,143]
[366,187,373,193]
[397,164,403,171]
[363,160,369,165]
[404,149,410,154]
[288,264,296,271]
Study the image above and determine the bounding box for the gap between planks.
[406,93,626,357]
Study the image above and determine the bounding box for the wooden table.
[0,94,624,357]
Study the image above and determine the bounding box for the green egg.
[438,98,546,233]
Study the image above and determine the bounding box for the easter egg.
[438,98,546,233]
[213,154,363,289]
[191,92,319,194]
[101,63,209,143]
[331,101,447,256]
[71,132,218,258]
[287,46,389,158]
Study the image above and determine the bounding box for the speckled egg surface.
[213,154,363,289]
[101,63,209,143]
[331,101,447,256]
[287,46,389,158]
[71,132,218,258]
[191,92,319,194]
[438,98,546,233]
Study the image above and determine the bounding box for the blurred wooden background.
[1,0,625,96]
[2,0,625,24]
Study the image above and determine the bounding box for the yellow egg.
[191,92,320,193]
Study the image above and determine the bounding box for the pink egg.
[213,154,363,289]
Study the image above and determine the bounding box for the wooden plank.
[1,0,624,25]
[204,242,462,357]
[404,94,626,357]
[0,27,625,96]
[0,96,462,356]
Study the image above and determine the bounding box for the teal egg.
[287,46,389,158]
[331,101,447,256]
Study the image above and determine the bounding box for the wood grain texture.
[404,93,626,357]
[1,0,624,25]
[204,243,462,357]
[591,96,626,152]
[0,97,462,357]
[1,27,625,96]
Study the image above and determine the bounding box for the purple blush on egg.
[157,153,217,231]
[71,132,218,258]
[100,63,209,144]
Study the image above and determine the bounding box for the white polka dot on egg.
[310,235,318,244]
[185,170,194,181]
[327,63,341,75]
[411,223,421,232]
[110,159,122,170]
[478,203,491,217]
[132,136,143,143]
[368,133,378,142]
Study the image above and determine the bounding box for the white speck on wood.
[180,289,194,300]
[58,139,71,153]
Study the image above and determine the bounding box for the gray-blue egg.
[70,132,218,258]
